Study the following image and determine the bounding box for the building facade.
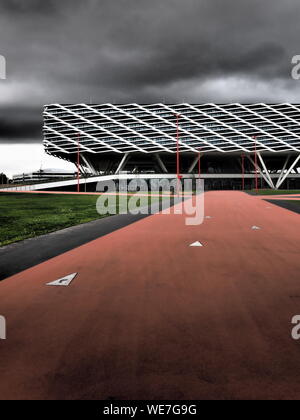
[44,103,300,189]
[12,168,77,184]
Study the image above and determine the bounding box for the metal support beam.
[115,153,129,174]
[79,165,86,174]
[275,155,290,189]
[276,154,300,189]
[246,155,274,189]
[81,154,97,175]
[257,152,275,189]
[188,154,201,174]
[154,154,168,173]
[241,154,245,190]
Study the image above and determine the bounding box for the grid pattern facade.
[44,103,300,155]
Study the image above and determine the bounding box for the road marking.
[46,273,78,286]
[189,241,203,247]
[205,216,212,219]
[251,226,261,230]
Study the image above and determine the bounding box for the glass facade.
[44,103,300,156]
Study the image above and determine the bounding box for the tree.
[0,173,9,185]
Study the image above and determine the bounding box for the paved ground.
[0,194,180,281]
[0,212,152,281]
[254,193,300,215]
[0,191,300,400]
[264,200,300,215]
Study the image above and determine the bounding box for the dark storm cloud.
[0,0,300,142]
[0,107,41,142]
[0,0,72,15]
[87,42,287,88]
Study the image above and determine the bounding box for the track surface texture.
[0,191,300,400]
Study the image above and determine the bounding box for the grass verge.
[0,192,163,247]
[248,189,300,195]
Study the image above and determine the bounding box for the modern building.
[12,168,77,184]
[43,103,300,189]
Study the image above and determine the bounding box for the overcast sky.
[1,0,300,176]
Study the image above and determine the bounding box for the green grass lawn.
[248,189,300,195]
[0,192,163,247]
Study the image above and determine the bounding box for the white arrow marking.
[189,241,203,247]
[46,273,78,286]
[251,226,261,230]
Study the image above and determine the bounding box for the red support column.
[253,135,258,193]
[176,114,180,178]
[77,133,80,193]
[175,114,181,195]
[241,153,245,190]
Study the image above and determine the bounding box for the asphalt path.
[0,197,179,281]
[0,212,150,281]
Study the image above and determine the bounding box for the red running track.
[0,191,300,400]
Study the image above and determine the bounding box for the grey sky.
[0,0,300,174]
